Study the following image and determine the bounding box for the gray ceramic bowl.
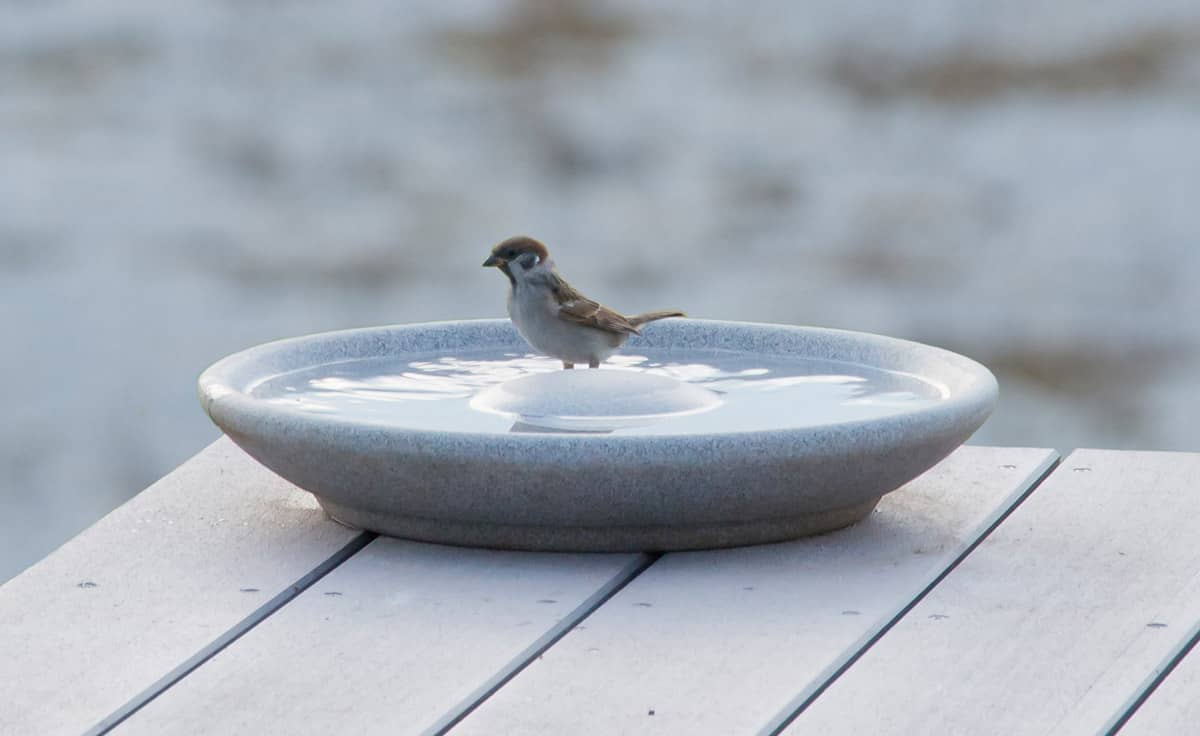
[198,319,997,551]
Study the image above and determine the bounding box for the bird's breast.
[507,287,625,363]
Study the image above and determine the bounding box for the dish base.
[318,495,882,551]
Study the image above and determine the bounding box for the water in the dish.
[252,350,947,435]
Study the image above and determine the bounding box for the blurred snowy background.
[2,0,1198,583]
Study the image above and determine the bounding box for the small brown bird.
[482,236,685,369]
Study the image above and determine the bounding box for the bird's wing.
[545,273,640,336]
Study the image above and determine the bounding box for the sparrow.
[482,236,685,369]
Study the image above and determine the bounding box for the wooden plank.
[1113,614,1200,734]
[0,438,363,736]
[787,450,1200,736]
[447,446,1057,736]
[111,539,648,735]
[1081,566,1200,736]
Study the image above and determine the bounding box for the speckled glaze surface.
[197,319,998,551]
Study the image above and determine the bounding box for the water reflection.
[254,349,944,435]
[509,421,613,435]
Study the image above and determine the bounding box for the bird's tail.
[628,310,686,327]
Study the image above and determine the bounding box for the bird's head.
[482,236,550,283]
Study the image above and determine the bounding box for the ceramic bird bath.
[198,319,997,551]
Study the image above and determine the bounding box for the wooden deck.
[2,439,1197,735]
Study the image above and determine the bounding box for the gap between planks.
[1106,613,1200,734]
[423,553,661,736]
[758,451,1063,736]
[84,532,378,736]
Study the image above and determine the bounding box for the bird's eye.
[504,249,516,259]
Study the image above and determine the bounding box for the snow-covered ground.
[3,0,1198,582]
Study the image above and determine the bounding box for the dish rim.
[198,318,999,446]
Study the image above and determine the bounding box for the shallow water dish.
[198,319,998,551]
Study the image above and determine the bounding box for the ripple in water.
[251,350,947,435]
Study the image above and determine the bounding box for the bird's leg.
[588,358,600,369]
[562,361,575,370]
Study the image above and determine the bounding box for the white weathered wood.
[1075,567,1200,736]
[0,438,362,736]
[1117,626,1200,734]
[789,450,1200,736]
[449,446,1057,735]
[112,539,646,735]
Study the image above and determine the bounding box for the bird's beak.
[482,254,502,268]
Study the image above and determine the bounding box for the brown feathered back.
[540,271,642,336]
